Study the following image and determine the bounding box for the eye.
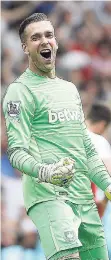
[46,33,53,38]
[32,37,39,41]
[31,35,40,41]
[32,38,37,41]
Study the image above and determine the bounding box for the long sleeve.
[3,82,41,178]
[76,88,111,191]
[82,122,111,190]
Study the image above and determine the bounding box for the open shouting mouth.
[40,49,51,60]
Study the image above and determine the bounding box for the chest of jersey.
[30,78,82,128]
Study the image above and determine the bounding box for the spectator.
[91,38,111,78]
[96,1,111,26]
[1,217,46,260]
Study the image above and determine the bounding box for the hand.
[105,184,111,200]
[38,157,75,187]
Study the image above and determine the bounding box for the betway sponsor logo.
[48,109,81,123]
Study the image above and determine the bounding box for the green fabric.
[28,200,81,259]
[67,201,106,251]
[28,200,107,259]
[3,68,111,211]
[80,245,109,260]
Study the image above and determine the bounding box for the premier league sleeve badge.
[7,101,21,120]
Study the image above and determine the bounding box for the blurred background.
[1,1,111,259]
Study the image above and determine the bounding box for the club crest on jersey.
[7,101,21,117]
[64,231,76,242]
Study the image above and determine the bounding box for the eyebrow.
[30,31,53,39]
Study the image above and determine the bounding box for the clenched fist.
[38,157,75,187]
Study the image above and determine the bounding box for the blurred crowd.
[1,1,111,259]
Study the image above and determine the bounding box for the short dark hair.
[87,104,111,125]
[19,13,48,42]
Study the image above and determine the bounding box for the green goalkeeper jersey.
[3,68,111,211]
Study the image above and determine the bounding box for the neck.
[29,61,56,79]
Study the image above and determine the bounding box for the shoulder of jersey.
[58,77,76,87]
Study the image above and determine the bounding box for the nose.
[41,36,49,45]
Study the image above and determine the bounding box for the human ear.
[22,43,29,55]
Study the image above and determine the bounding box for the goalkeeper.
[3,13,111,260]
